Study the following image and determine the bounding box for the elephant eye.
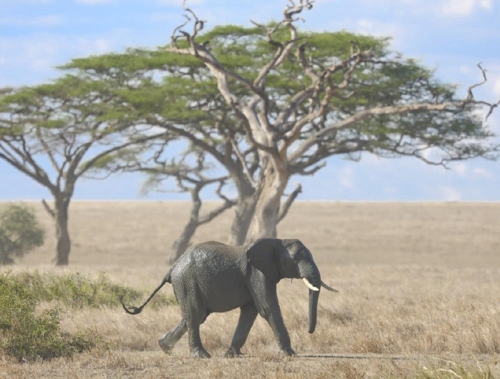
[292,250,305,261]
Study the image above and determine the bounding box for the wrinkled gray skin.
[122,238,329,358]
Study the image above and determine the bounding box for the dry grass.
[1,201,500,378]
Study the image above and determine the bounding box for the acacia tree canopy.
[60,0,498,246]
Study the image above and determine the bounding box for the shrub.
[0,204,45,264]
[0,272,101,361]
[8,271,175,309]
[0,271,176,361]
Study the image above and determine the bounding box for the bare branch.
[465,63,500,120]
[466,63,487,101]
[277,182,302,223]
[198,180,236,225]
[296,161,327,176]
[289,98,497,164]
[35,127,61,176]
[0,141,55,192]
[229,134,258,187]
[75,132,167,178]
[42,199,55,219]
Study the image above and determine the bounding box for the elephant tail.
[121,270,172,315]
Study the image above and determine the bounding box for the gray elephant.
[121,238,337,358]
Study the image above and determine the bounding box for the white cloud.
[454,163,467,177]
[0,34,116,84]
[442,0,475,15]
[441,0,493,16]
[479,0,493,10]
[439,186,461,201]
[95,38,110,53]
[355,19,403,40]
[473,168,494,179]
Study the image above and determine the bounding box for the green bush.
[0,273,100,361]
[0,271,176,361]
[0,204,45,264]
[8,271,175,309]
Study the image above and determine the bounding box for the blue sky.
[0,0,499,201]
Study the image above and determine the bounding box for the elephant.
[121,238,338,358]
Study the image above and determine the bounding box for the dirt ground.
[1,201,500,378]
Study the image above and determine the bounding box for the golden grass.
[1,201,500,378]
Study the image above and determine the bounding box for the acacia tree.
[0,75,165,265]
[59,0,498,248]
[166,0,499,240]
[61,49,302,247]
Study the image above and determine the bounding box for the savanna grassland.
[1,201,500,378]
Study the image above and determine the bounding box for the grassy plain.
[1,201,500,378]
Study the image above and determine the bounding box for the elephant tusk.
[302,278,320,292]
[321,281,339,292]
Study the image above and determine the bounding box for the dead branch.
[229,134,258,187]
[277,182,302,223]
[42,199,55,219]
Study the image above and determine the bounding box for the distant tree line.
[0,0,498,265]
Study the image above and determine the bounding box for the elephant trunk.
[308,288,320,334]
[299,262,321,334]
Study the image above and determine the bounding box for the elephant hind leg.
[225,302,258,357]
[188,315,211,358]
[158,320,188,354]
[175,283,211,358]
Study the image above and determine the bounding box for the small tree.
[0,204,45,264]
[0,76,165,265]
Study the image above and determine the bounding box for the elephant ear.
[246,239,281,283]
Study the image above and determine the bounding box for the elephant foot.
[158,337,174,354]
[282,347,296,357]
[190,348,211,358]
[224,346,243,358]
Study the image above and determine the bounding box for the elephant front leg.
[158,320,188,354]
[264,303,295,356]
[250,275,296,356]
[225,303,258,357]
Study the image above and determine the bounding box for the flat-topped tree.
[60,0,498,245]
[61,48,268,246]
[168,0,498,241]
[0,75,166,265]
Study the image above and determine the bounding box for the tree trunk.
[246,167,289,242]
[54,199,71,266]
[227,192,258,246]
[168,187,202,265]
[226,166,259,246]
[169,220,198,265]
